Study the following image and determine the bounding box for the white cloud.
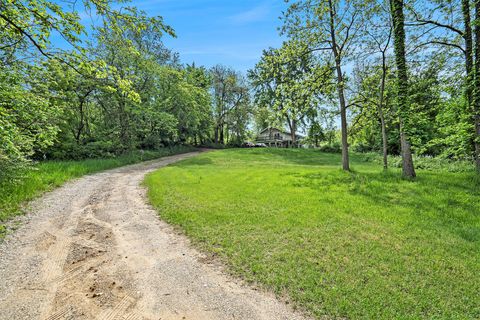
[229,3,271,25]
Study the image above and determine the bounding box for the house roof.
[259,127,304,138]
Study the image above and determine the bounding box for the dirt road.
[0,152,307,320]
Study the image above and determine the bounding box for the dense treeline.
[0,0,252,180]
[249,0,480,176]
[2,0,480,181]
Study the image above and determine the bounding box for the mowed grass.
[145,148,480,319]
[0,146,195,237]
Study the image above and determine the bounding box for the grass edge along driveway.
[0,146,196,238]
[145,148,480,319]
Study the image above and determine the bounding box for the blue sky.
[131,0,287,72]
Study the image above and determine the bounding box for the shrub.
[361,152,474,173]
[353,142,377,153]
[47,140,119,160]
[200,141,226,149]
[318,143,342,154]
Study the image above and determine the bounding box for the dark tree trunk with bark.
[379,52,389,170]
[328,0,350,171]
[461,0,480,169]
[118,98,130,150]
[390,0,416,178]
[463,0,474,108]
[73,90,93,144]
[291,120,297,147]
[75,99,85,144]
[219,123,225,144]
[286,115,297,147]
[474,0,480,171]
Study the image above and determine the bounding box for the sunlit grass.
[0,146,195,237]
[145,148,480,319]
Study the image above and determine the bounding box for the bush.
[47,141,119,160]
[361,152,475,173]
[353,142,377,153]
[318,143,342,154]
[141,135,166,150]
[0,153,31,183]
[200,141,226,149]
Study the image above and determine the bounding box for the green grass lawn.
[145,148,480,319]
[0,146,195,238]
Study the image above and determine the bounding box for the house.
[255,127,304,148]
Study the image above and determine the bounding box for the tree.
[390,0,416,178]
[474,0,480,171]
[210,65,249,145]
[350,62,398,156]
[307,122,326,147]
[406,0,479,170]
[407,0,473,106]
[92,7,176,150]
[249,40,332,146]
[361,0,393,169]
[0,0,183,165]
[282,0,367,169]
[0,63,61,175]
[0,1,174,68]
[43,60,101,145]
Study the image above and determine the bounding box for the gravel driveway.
[0,152,308,320]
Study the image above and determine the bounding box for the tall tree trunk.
[379,53,389,170]
[219,123,225,144]
[75,99,85,144]
[463,0,474,108]
[328,0,350,171]
[225,124,230,144]
[214,126,219,144]
[474,0,480,171]
[118,98,130,150]
[291,120,297,147]
[390,0,416,178]
[286,116,297,147]
[462,0,479,167]
[74,91,93,144]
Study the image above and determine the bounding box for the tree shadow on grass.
[286,169,480,243]
[243,148,344,166]
[170,157,214,167]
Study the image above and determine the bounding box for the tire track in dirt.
[0,152,309,320]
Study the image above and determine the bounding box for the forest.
[1,0,480,181]
[0,0,252,182]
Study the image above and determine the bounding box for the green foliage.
[426,95,474,159]
[362,152,475,172]
[304,122,326,147]
[249,41,333,140]
[351,58,476,160]
[210,65,251,145]
[0,0,174,65]
[156,66,213,144]
[350,63,400,154]
[317,142,343,154]
[0,64,61,179]
[273,0,480,173]
[146,149,480,319]
[0,0,218,183]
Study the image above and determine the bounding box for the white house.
[256,127,304,148]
